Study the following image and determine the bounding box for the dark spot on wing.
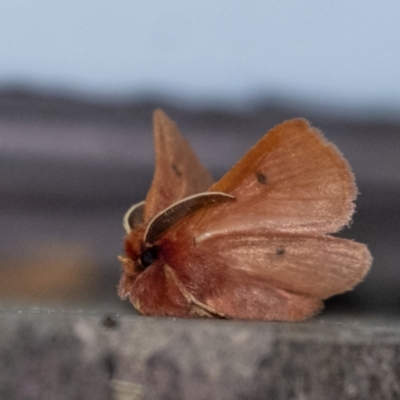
[172,164,182,177]
[256,172,267,184]
[276,246,285,255]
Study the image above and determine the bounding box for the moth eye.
[256,172,267,184]
[139,246,159,268]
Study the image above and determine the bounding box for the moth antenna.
[144,192,235,244]
[123,201,145,233]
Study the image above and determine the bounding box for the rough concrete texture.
[1,308,400,400]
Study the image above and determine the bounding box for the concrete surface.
[1,307,400,400]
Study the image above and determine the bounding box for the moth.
[118,110,371,321]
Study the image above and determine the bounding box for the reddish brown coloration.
[118,110,372,321]
[143,110,213,222]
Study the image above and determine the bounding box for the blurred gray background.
[0,1,399,314]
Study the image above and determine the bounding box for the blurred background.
[0,1,399,314]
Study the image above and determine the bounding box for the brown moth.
[118,110,371,321]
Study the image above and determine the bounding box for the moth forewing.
[202,119,357,236]
[143,110,213,222]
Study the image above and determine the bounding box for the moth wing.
[189,119,356,237]
[168,263,323,321]
[143,110,213,222]
[197,281,323,321]
[163,230,371,320]
[205,233,370,299]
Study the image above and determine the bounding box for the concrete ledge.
[1,307,400,399]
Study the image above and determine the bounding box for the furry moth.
[118,110,371,321]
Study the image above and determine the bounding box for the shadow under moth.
[118,110,371,321]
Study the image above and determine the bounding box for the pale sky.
[1,1,399,114]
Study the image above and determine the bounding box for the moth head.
[122,192,235,264]
[118,201,150,299]
[121,199,163,268]
[118,192,235,300]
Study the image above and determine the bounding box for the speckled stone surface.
[1,308,400,400]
